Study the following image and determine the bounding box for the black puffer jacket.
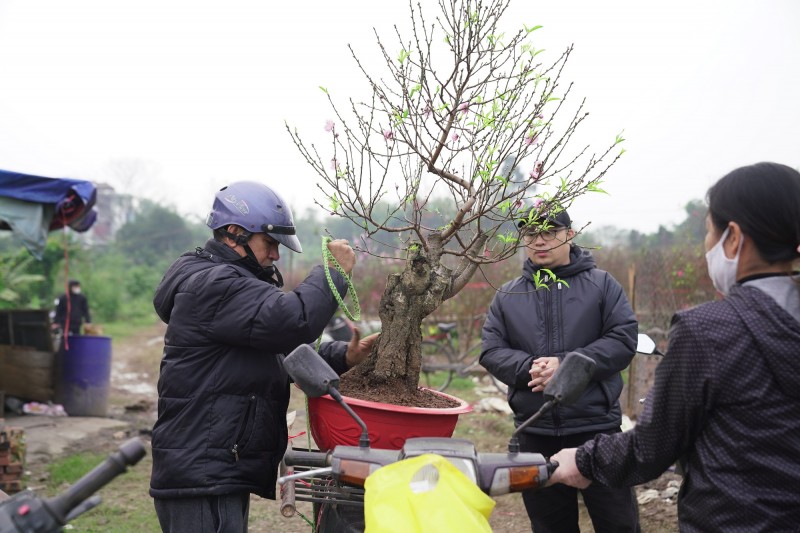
[150,239,349,500]
[481,246,637,435]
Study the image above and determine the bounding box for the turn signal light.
[489,465,543,495]
[509,465,542,491]
[336,459,381,486]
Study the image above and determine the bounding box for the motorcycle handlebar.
[283,449,330,468]
[44,438,146,524]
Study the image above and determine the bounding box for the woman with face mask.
[547,162,800,532]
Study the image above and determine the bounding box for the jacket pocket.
[229,394,257,462]
[599,377,623,415]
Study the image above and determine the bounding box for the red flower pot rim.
[318,387,472,414]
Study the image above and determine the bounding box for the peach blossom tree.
[288,0,624,400]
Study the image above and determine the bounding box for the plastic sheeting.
[0,169,97,259]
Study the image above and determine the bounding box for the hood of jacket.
[731,284,800,398]
[153,239,242,324]
[522,245,597,281]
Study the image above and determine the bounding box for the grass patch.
[101,318,161,342]
[419,371,476,392]
[453,410,516,453]
[442,374,476,392]
[48,452,105,486]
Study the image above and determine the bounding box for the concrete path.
[1,414,130,465]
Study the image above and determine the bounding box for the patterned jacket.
[577,280,800,532]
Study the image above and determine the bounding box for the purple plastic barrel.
[56,335,112,417]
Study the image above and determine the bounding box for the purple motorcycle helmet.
[206,181,302,253]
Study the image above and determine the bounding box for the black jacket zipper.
[231,394,256,462]
[550,281,563,435]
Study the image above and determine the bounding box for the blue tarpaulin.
[0,169,98,259]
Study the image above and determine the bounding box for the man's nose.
[269,243,281,260]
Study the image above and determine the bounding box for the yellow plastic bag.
[364,453,495,532]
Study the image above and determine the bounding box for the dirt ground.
[25,322,680,532]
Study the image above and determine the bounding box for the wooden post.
[628,264,636,313]
[626,264,638,418]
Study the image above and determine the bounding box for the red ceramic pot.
[307,389,472,450]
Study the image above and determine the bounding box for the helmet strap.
[263,264,284,287]
[240,243,284,288]
[223,229,252,245]
[220,227,284,287]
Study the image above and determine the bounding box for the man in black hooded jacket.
[481,209,640,533]
[150,181,378,532]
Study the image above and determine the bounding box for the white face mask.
[705,227,742,296]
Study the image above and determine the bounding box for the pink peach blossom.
[529,161,543,181]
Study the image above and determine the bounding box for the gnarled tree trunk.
[340,236,451,396]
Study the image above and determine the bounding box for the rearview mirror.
[283,343,371,448]
[543,351,596,405]
[283,344,340,398]
[636,333,657,355]
[511,351,597,452]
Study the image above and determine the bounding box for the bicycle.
[420,314,507,394]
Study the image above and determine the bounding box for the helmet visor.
[262,223,302,253]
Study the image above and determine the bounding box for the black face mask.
[234,255,284,287]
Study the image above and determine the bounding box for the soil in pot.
[338,375,460,408]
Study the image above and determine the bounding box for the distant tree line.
[0,196,715,334]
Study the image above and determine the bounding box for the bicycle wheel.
[459,342,508,395]
[420,340,456,392]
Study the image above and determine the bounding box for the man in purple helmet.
[149,181,378,532]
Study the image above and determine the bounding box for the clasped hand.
[529,356,560,392]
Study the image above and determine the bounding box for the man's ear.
[222,225,240,249]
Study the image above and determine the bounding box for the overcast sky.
[0,0,798,234]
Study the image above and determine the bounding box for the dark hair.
[707,162,800,264]
[212,227,227,242]
[68,279,81,288]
